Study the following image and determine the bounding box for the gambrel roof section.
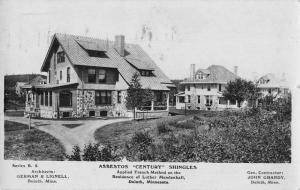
[40,33,174,90]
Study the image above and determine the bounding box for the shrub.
[123,132,155,161]
[157,122,171,134]
[67,143,119,161]
[171,120,195,129]
[66,145,81,161]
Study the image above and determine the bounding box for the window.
[45,91,48,106]
[179,96,185,103]
[49,91,52,106]
[88,69,96,83]
[207,84,211,91]
[59,91,72,107]
[48,71,51,83]
[187,85,190,91]
[67,67,70,82]
[140,70,152,76]
[187,95,191,103]
[98,69,106,83]
[41,92,44,105]
[60,71,62,80]
[155,91,163,102]
[57,52,65,63]
[198,95,201,104]
[205,95,213,106]
[117,91,121,103]
[219,84,222,92]
[219,97,227,105]
[87,50,109,58]
[95,91,111,105]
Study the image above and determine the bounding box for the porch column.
[26,91,29,103]
[227,100,229,108]
[48,91,50,107]
[236,100,238,107]
[166,92,170,111]
[56,92,60,119]
[33,93,36,107]
[151,100,154,111]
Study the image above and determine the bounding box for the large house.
[256,73,290,99]
[22,33,174,118]
[176,64,240,110]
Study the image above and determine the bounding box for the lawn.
[93,109,291,163]
[94,111,237,148]
[4,120,65,161]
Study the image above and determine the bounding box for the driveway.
[5,116,131,155]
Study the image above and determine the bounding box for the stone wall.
[40,106,55,118]
[76,90,129,117]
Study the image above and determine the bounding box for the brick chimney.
[114,35,125,56]
[190,64,195,81]
[234,66,238,76]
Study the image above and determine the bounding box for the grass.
[4,120,65,161]
[94,114,209,148]
[4,111,25,117]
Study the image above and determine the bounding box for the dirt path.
[5,116,131,155]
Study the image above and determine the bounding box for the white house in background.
[256,73,290,99]
[176,64,242,110]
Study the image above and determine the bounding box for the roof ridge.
[54,33,138,46]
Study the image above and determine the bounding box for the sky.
[0,0,299,85]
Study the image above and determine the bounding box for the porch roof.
[21,82,79,90]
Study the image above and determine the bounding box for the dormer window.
[87,50,109,58]
[197,73,207,79]
[140,70,152,77]
[57,52,65,63]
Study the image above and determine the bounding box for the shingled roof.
[41,33,174,91]
[181,65,238,84]
[257,73,289,89]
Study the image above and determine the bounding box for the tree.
[126,72,154,119]
[223,78,259,107]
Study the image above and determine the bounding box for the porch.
[22,83,79,119]
[135,90,170,119]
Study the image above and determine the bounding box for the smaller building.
[256,73,290,99]
[15,75,47,96]
[176,64,241,111]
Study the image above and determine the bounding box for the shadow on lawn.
[62,123,83,129]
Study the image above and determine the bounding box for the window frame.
[95,90,112,105]
[45,91,48,106]
[57,51,65,63]
[60,70,62,80]
[205,95,213,106]
[88,68,96,83]
[117,91,121,103]
[67,67,70,82]
[98,69,106,83]
[49,91,52,106]
[59,91,72,107]
[41,92,44,106]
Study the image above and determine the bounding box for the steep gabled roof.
[182,65,238,84]
[41,33,173,90]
